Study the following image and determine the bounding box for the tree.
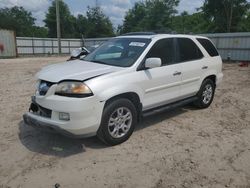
[0,6,47,37]
[171,11,211,34]
[238,10,250,31]
[75,14,88,38]
[202,0,249,32]
[0,6,46,37]
[144,0,179,30]
[32,26,48,38]
[85,6,114,38]
[44,1,114,38]
[121,2,147,33]
[44,0,77,38]
[120,0,179,34]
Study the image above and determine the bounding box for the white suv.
[23,33,223,145]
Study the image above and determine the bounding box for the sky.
[0,0,206,27]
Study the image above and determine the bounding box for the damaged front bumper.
[23,95,105,138]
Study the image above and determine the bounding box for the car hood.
[36,60,123,83]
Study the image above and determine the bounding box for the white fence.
[16,37,109,56]
[16,32,250,61]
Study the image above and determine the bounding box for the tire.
[194,79,215,109]
[97,98,137,146]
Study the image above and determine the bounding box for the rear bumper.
[216,73,223,86]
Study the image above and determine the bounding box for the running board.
[142,96,198,117]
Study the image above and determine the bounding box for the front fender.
[96,84,144,102]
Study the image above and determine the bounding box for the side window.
[147,38,175,66]
[197,38,219,57]
[176,38,203,62]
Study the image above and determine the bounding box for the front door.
[136,38,182,110]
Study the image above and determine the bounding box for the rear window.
[197,38,219,57]
[176,38,203,63]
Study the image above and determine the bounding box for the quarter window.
[146,38,175,66]
[197,38,219,57]
[176,38,203,62]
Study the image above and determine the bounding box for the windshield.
[83,38,151,67]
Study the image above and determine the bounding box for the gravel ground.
[0,57,249,188]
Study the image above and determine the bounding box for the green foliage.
[31,26,48,38]
[84,6,114,38]
[144,0,179,30]
[75,14,88,38]
[238,10,250,31]
[44,1,114,38]
[120,0,179,34]
[0,6,46,37]
[120,2,147,33]
[171,11,211,34]
[0,2,114,38]
[44,0,77,38]
[202,0,249,32]
[120,0,250,34]
[0,6,34,36]
[1,0,250,39]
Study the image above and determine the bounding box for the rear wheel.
[97,98,137,145]
[194,79,215,109]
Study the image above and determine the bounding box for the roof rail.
[121,30,178,36]
[122,32,156,36]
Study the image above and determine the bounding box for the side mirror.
[145,58,162,69]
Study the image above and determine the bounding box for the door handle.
[173,71,182,76]
[202,66,208,70]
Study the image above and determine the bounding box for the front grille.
[38,80,54,96]
[38,105,52,118]
[29,102,52,118]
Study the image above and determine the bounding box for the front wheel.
[97,98,137,146]
[194,79,215,109]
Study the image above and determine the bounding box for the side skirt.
[142,96,198,117]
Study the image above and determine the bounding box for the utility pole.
[56,0,61,55]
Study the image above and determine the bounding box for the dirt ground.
[0,57,249,188]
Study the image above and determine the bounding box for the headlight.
[55,81,93,98]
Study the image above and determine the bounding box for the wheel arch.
[203,74,217,86]
[104,92,142,122]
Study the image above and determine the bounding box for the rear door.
[196,38,222,80]
[176,37,205,98]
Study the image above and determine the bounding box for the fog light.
[59,112,70,121]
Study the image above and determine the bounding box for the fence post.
[32,37,34,55]
[52,39,54,54]
[68,40,70,54]
[43,39,45,55]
